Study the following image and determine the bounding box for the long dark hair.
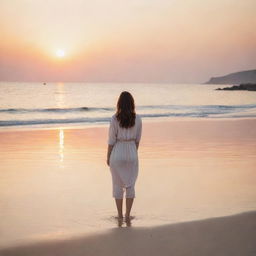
[115,91,136,128]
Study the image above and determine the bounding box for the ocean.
[0,82,256,129]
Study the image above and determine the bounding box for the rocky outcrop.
[215,83,256,91]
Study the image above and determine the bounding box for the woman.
[107,91,142,225]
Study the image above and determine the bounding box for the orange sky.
[0,0,255,83]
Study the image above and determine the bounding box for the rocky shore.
[215,83,256,91]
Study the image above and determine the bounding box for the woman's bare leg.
[125,198,134,219]
[115,199,123,218]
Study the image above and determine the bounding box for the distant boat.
[43,82,46,85]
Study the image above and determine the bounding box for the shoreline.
[0,116,256,133]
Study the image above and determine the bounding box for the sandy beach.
[0,118,256,255]
[1,211,255,256]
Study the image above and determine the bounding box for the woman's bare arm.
[107,144,114,166]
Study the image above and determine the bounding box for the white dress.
[108,114,142,199]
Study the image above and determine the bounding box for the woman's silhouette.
[107,91,142,225]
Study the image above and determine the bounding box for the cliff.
[205,69,256,84]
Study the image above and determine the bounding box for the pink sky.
[0,0,255,83]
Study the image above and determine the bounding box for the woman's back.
[108,113,142,188]
[108,114,142,145]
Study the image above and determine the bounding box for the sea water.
[0,82,256,129]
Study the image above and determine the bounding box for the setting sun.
[56,49,65,58]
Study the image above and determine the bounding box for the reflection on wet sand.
[0,118,256,249]
[59,129,64,162]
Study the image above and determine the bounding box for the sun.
[56,49,65,58]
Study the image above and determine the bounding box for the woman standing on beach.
[107,91,142,225]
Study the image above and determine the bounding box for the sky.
[0,0,255,83]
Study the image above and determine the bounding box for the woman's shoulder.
[135,114,142,127]
[110,114,117,123]
[136,114,142,121]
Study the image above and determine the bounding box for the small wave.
[138,104,256,110]
[1,111,256,127]
[0,107,113,113]
[1,104,255,114]
[0,117,111,127]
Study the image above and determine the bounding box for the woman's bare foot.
[124,214,131,226]
[118,214,123,221]
[115,215,124,227]
[118,218,123,227]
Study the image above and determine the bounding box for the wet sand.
[0,118,256,253]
